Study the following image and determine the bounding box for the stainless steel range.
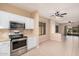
[9,31,27,56]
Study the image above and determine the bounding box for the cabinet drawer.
[0,41,10,56]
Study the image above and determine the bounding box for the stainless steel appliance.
[9,32,27,56]
[10,21,25,30]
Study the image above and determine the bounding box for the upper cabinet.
[25,18,34,29]
[0,11,34,29]
[0,11,9,29]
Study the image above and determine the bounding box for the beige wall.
[59,23,66,35]
[49,17,64,41]
[71,21,79,27]
[39,17,50,43]
[50,20,55,34]
[31,11,40,46]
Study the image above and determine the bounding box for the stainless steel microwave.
[10,21,25,30]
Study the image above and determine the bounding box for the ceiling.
[11,3,79,23]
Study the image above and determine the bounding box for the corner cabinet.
[0,41,10,56]
[0,11,34,29]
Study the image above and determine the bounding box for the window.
[39,22,46,35]
[55,25,59,33]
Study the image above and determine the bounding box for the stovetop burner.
[9,31,27,40]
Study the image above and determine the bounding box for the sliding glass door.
[64,25,79,36]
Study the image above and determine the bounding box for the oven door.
[11,39,27,52]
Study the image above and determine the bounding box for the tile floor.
[22,36,79,56]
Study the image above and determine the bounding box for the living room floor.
[22,36,79,56]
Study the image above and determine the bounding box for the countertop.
[0,39,10,42]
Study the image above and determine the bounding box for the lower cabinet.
[27,37,38,50]
[0,41,10,56]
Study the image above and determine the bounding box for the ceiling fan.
[51,11,67,17]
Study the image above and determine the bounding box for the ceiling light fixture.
[67,21,72,28]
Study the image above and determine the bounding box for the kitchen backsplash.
[0,29,33,41]
[0,29,9,41]
[0,29,34,42]
[23,29,34,37]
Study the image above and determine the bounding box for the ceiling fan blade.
[59,15,64,17]
[56,11,59,13]
[50,14,55,17]
[61,13,67,15]
[51,11,67,17]
[55,11,60,16]
[51,15,54,16]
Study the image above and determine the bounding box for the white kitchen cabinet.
[0,41,10,56]
[0,11,34,29]
[28,18,34,29]
[25,18,34,29]
[10,13,26,23]
[27,37,38,50]
[0,11,10,29]
[9,13,34,29]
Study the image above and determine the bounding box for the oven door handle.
[12,38,27,42]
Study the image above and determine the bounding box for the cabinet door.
[25,18,34,29]
[0,11,9,29]
[0,41,10,56]
[28,18,34,29]
[10,12,26,23]
[27,37,37,50]
[0,11,34,29]
[0,11,26,29]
